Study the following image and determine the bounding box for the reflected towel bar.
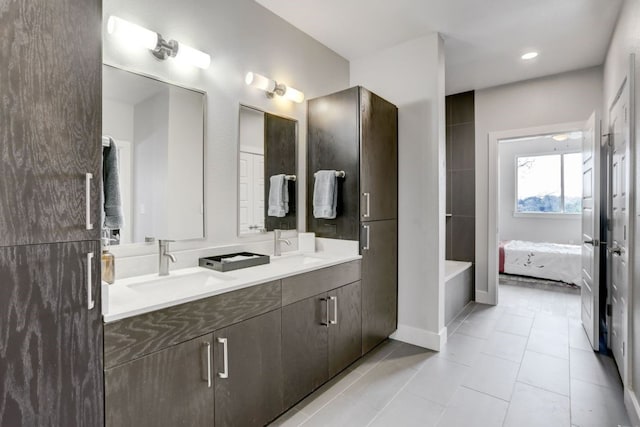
[285,175,297,181]
[313,171,346,178]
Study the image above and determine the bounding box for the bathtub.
[445,260,474,325]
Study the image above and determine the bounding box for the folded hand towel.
[102,137,125,229]
[268,174,288,217]
[313,170,338,219]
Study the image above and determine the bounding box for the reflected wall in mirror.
[102,65,205,245]
[238,105,297,235]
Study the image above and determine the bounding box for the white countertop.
[103,250,361,323]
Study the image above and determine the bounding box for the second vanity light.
[245,72,305,103]
[107,16,211,69]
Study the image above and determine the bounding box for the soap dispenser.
[101,232,115,284]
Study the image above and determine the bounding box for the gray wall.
[446,91,475,263]
[104,0,350,257]
[474,66,603,293]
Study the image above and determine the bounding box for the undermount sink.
[125,269,235,299]
[270,253,324,267]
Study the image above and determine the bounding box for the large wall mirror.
[102,65,205,245]
[238,105,297,235]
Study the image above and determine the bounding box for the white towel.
[313,170,338,219]
[268,174,289,217]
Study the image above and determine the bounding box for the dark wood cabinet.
[105,334,215,427]
[214,309,283,427]
[0,0,102,247]
[0,241,103,426]
[360,89,398,221]
[362,219,398,353]
[328,281,363,377]
[282,293,329,408]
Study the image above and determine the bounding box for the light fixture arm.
[151,34,179,60]
[267,82,287,98]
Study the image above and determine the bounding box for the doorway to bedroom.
[487,116,603,352]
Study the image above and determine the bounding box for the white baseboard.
[624,386,640,427]
[390,324,447,351]
[475,290,496,305]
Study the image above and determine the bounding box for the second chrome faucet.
[273,229,291,256]
[159,240,177,276]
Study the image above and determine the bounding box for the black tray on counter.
[198,252,270,272]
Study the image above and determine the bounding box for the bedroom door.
[609,78,630,378]
[581,112,600,351]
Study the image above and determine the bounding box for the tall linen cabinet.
[0,0,104,425]
[307,86,398,353]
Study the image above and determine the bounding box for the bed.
[499,240,582,286]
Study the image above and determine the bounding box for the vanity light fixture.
[107,16,211,69]
[245,72,305,103]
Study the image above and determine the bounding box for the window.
[516,152,582,214]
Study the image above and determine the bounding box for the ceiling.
[255,0,624,94]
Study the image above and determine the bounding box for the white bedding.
[503,240,582,286]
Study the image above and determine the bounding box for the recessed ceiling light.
[552,134,568,141]
[521,51,539,60]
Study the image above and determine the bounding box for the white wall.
[103,0,349,257]
[602,0,640,421]
[350,34,447,350]
[103,98,134,142]
[499,136,582,244]
[239,107,265,155]
[475,66,603,293]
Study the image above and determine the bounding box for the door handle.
[321,297,330,326]
[583,239,599,246]
[608,246,623,256]
[363,225,371,251]
[85,173,94,230]
[329,296,338,325]
[362,192,371,218]
[202,341,212,388]
[86,252,95,310]
[217,337,229,379]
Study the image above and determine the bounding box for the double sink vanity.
[103,241,363,427]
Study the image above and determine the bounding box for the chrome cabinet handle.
[321,298,330,326]
[362,193,371,218]
[86,252,95,310]
[217,337,229,379]
[203,342,212,387]
[329,296,338,325]
[363,225,371,251]
[85,173,94,230]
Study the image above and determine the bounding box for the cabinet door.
[362,220,398,353]
[0,0,101,246]
[328,281,362,377]
[282,293,329,408]
[105,334,215,427]
[214,309,283,427]
[0,241,103,426]
[360,88,398,221]
[307,87,361,240]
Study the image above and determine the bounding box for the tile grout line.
[364,366,423,427]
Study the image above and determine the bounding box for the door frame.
[484,120,587,305]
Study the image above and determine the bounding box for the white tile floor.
[269,280,631,427]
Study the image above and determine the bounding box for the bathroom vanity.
[103,253,362,427]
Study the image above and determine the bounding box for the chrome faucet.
[273,229,291,256]
[158,240,177,276]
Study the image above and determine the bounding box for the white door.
[239,151,252,233]
[581,112,600,350]
[609,79,630,378]
[239,151,265,233]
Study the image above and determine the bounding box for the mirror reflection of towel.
[268,174,289,217]
[102,137,125,229]
[313,170,337,219]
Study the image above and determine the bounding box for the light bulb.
[174,42,211,69]
[521,51,539,60]
[107,16,158,50]
[245,72,277,93]
[283,85,305,103]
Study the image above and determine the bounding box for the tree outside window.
[516,152,582,214]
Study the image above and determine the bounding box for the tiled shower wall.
[446,91,475,262]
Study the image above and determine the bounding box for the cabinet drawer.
[104,280,281,368]
[282,260,361,306]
